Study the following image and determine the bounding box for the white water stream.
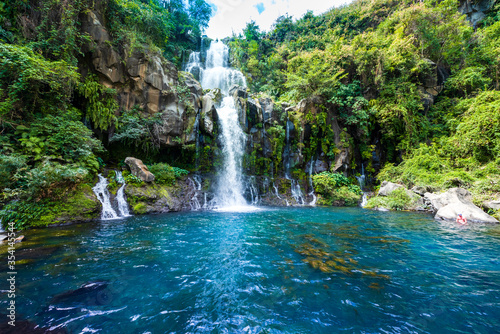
[93,171,131,220]
[187,41,255,211]
[93,175,119,220]
[356,164,368,207]
[115,171,131,217]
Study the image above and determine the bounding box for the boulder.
[51,281,108,305]
[411,186,430,196]
[378,181,404,196]
[424,188,471,211]
[313,159,330,174]
[259,97,274,124]
[484,200,500,210]
[125,157,155,182]
[435,203,498,223]
[229,85,247,99]
[425,188,498,223]
[247,97,263,129]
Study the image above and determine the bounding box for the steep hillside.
[226,0,500,218]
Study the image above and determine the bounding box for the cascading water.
[308,158,317,206]
[187,177,202,211]
[185,52,203,81]
[93,174,119,220]
[92,172,131,220]
[115,171,131,217]
[290,179,305,205]
[201,42,246,94]
[247,176,259,205]
[212,97,248,208]
[187,41,251,210]
[356,164,368,207]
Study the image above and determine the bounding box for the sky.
[205,0,354,39]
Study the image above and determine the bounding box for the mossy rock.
[125,182,183,213]
[133,202,148,215]
[53,184,101,222]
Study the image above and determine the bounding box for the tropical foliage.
[229,0,500,205]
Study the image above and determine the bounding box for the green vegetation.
[230,0,500,206]
[1,0,499,226]
[0,0,212,229]
[148,163,189,186]
[312,172,362,206]
[365,188,417,211]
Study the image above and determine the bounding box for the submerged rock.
[125,157,155,182]
[51,281,110,305]
[425,188,498,223]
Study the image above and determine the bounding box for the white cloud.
[205,0,353,39]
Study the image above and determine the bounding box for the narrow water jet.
[308,158,317,206]
[92,174,119,220]
[115,171,131,217]
[356,164,368,207]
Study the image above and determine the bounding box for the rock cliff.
[458,0,497,26]
[80,10,201,148]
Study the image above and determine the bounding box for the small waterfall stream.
[356,164,368,207]
[115,171,131,217]
[93,175,119,220]
[308,158,317,206]
[92,172,131,220]
[290,179,305,205]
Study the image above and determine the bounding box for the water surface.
[1,207,499,333]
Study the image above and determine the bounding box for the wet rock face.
[125,157,155,182]
[418,59,449,112]
[459,0,497,26]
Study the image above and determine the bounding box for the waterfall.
[93,175,119,220]
[308,158,317,206]
[188,40,251,211]
[116,185,131,217]
[273,183,282,199]
[115,171,131,217]
[247,176,259,205]
[92,172,131,220]
[290,179,305,205]
[356,164,368,207]
[115,171,125,184]
[186,41,246,95]
[185,52,203,81]
[284,117,292,178]
[187,177,202,210]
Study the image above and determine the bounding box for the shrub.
[365,188,415,211]
[0,200,55,230]
[0,154,27,189]
[23,162,88,200]
[313,172,362,206]
[124,173,144,187]
[133,202,148,215]
[148,163,189,186]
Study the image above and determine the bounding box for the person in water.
[456,213,467,224]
